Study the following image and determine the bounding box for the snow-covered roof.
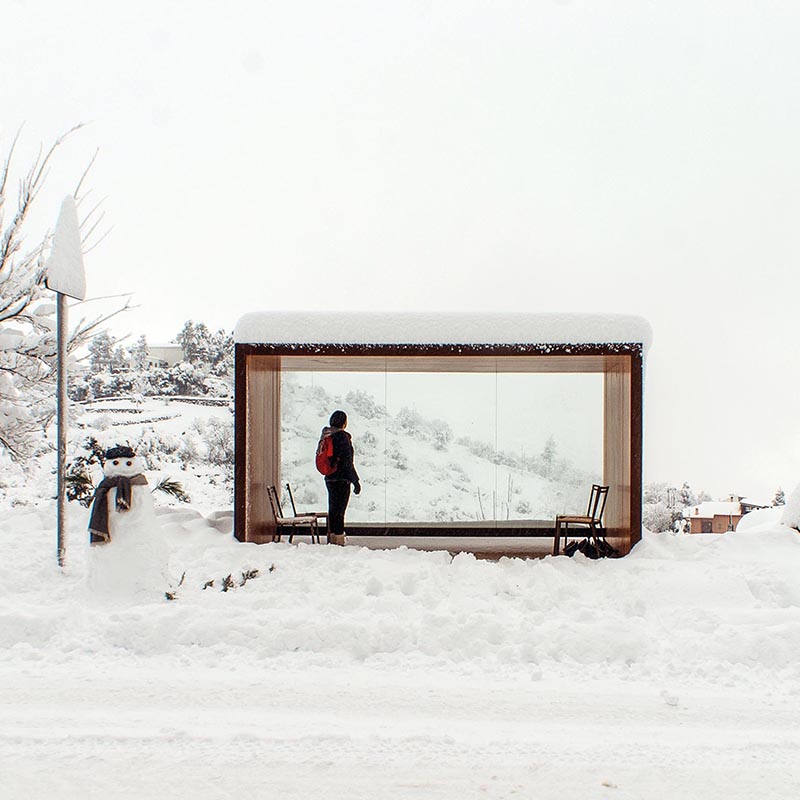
[234,312,652,348]
[739,496,771,509]
[689,501,742,519]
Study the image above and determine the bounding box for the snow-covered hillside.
[5,384,601,525]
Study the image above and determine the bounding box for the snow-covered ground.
[1,496,799,799]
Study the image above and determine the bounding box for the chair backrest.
[285,482,298,516]
[266,485,284,521]
[586,484,609,523]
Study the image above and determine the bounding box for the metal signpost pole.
[45,195,87,570]
[56,292,68,568]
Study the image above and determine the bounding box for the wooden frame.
[235,341,644,555]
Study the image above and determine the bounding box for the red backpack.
[315,433,337,475]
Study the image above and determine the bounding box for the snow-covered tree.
[110,343,129,373]
[175,320,233,377]
[176,320,212,365]
[0,128,124,459]
[88,330,115,374]
[129,334,149,371]
[772,487,785,506]
[540,436,557,478]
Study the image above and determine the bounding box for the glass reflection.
[280,370,387,523]
[496,373,603,519]
[385,371,497,525]
[279,368,603,525]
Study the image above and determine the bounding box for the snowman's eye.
[126,461,132,466]
[113,460,119,466]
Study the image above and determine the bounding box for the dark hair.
[329,410,347,428]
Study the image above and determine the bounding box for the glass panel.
[384,371,497,525]
[280,365,605,527]
[496,373,603,519]
[280,370,388,523]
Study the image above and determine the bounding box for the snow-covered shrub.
[308,384,331,406]
[346,389,385,420]
[93,414,113,432]
[386,441,408,471]
[447,462,470,484]
[430,418,453,451]
[357,430,378,452]
[202,376,231,398]
[69,377,91,402]
[203,417,234,466]
[396,407,425,438]
[164,362,208,396]
[292,481,320,506]
[65,437,105,506]
[176,432,201,468]
[642,501,675,533]
[136,427,182,468]
[458,436,494,462]
[88,371,135,399]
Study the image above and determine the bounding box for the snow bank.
[234,311,653,348]
[781,482,800,530]
[1,501,798,688]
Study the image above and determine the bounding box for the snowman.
[87,445,170,599]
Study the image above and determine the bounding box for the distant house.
[146,343,184,369]
[687,495,769,533]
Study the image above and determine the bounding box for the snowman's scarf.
[88,474,149,545]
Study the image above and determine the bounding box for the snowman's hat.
[104,445,136,461]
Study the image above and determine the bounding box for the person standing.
[320,410,360,545]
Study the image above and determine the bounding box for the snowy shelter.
[234,312,651,555]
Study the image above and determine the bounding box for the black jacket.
[323,427,360,486]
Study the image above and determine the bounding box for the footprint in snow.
[660,689,680,707]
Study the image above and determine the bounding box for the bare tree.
[0,126,128,460]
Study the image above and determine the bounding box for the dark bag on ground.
[563,538,621,559]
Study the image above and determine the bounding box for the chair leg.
[553,520,561,556]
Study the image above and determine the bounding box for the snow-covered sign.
[44,196,86,300]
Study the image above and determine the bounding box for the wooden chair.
[285,483,328,538]
[553,484,609,556]
[266,485,321,544]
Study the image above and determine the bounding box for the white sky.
[3,0,799,499]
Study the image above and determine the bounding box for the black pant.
[325,480,351,535]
